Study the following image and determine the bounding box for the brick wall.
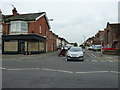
[104,24,120,49]
[35,16,49,36]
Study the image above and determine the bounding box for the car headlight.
[67,54,71,56]
[78,54,83,57]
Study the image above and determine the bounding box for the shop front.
[2,34,46,54]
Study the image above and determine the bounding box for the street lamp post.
[83,35,85,47]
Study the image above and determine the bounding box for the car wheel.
[66,59,69,61]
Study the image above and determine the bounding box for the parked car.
[88,45,94,50]
[102,46,116,51]
[93,45,101,51]
[66,47,84,61]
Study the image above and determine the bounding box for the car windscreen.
[69,48,82,51]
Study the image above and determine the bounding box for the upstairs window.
[46,30,48,37]
[40,25,42,34]
[0,24,2,36]
[0,24,2,32]
[10,21,28,34]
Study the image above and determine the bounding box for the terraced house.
[1,7,56,54]
[0,9,3,49]
[104,22,120,50]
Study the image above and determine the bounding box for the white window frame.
[10,21,28,34]
[46,30,48,37]
[0,24,2,36]
[40,25,42,34]
[0,24,2,32]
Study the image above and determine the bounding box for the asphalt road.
[1,50,119,88]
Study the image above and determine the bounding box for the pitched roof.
[4,12,45,22]
[109,23,120,29]
[107,22,120,29]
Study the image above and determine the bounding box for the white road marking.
[0,67,6,70]
[85,52,93,58]
[91,54,97,58]
[106,57,113,59]
[41,68,73,73]
[3,67,119,74]
[91,60,98,62]
[75,71,109,74]
[110,71,120,74]
[7,68,40,71]
[108,61,114,62]
[85,50,117,62]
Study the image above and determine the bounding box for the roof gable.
[3,12,51,29]
[107,22,120,29]
[4,12,45,22]
[109,24,120,29]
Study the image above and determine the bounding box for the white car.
[88,45,94,50]
[93,45,101,51]
[66,47,84,61]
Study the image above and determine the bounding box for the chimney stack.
[12,7,19,16]
[0,9,2,15]
[0,9,2,21]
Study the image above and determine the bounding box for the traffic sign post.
[100,36,104,57]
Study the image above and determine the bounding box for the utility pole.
[83,35,85,47]
[84,36,85,43]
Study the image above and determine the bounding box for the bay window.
[0,24,2,32]
[0,24,2,35]
[10,21,28,34]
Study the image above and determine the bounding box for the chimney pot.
[12,7,19,16]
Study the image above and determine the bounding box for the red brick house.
[53,33,57,51]
[47,31,54,51]
[93,30,104,45]
[85,36,94,46]
[1,7,51,54]
[0,9,3,47]
[104,22,120,49]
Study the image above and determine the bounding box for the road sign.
[100,36,104,41]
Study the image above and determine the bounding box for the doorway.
[18,40,25,54]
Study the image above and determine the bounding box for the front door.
[19,40,25,54]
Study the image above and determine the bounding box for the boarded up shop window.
[4,41,18,51]
[28,41,38,51]
[39,42,44,51]
[41,42,45,51]
[25,41,27,52]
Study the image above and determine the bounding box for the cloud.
[1,1,118,45]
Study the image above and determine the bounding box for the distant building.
[85,36,94,46]
[0,9,3,49]
[93,30,104,45]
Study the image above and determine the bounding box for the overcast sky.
[0,0,119,45]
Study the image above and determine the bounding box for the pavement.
[1,49,119,62]
[84,49,119,62]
